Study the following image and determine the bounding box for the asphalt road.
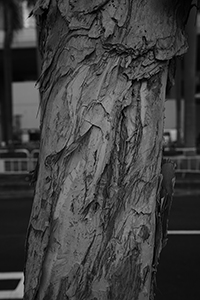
[0,185,200,299]
[0,195,33,272]
[155,192,200,300]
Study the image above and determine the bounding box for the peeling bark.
[24,1,191,300]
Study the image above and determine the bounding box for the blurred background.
[0,1,39,150]
[0,1,199,300]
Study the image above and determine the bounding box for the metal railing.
[0,149,39,174]
[165,155,200,173]
[0,149,200,174]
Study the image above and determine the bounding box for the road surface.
[155,190,200,300]
[0,184,199,299]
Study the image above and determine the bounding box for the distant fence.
[0,149,39,174]
[164,155,200,173]
[0,149,200,174]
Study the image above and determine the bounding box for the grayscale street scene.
[0,1,200,300]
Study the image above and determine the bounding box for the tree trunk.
[175,58,182,146]
[184,5,197,153]
[2,1,13,144]
[24,1,191,299]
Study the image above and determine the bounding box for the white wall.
[13,81,40,130]
[164,98,184,141]
[165,99,176,129]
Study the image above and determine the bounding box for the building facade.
[0,2,39,144]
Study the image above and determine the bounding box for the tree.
[0,0,23,144]
[184,5,197,153]
[23,1,194,299]
[26,0,41,76]
[175,58,182,146]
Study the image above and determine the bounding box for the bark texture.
[24,1,190,299]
